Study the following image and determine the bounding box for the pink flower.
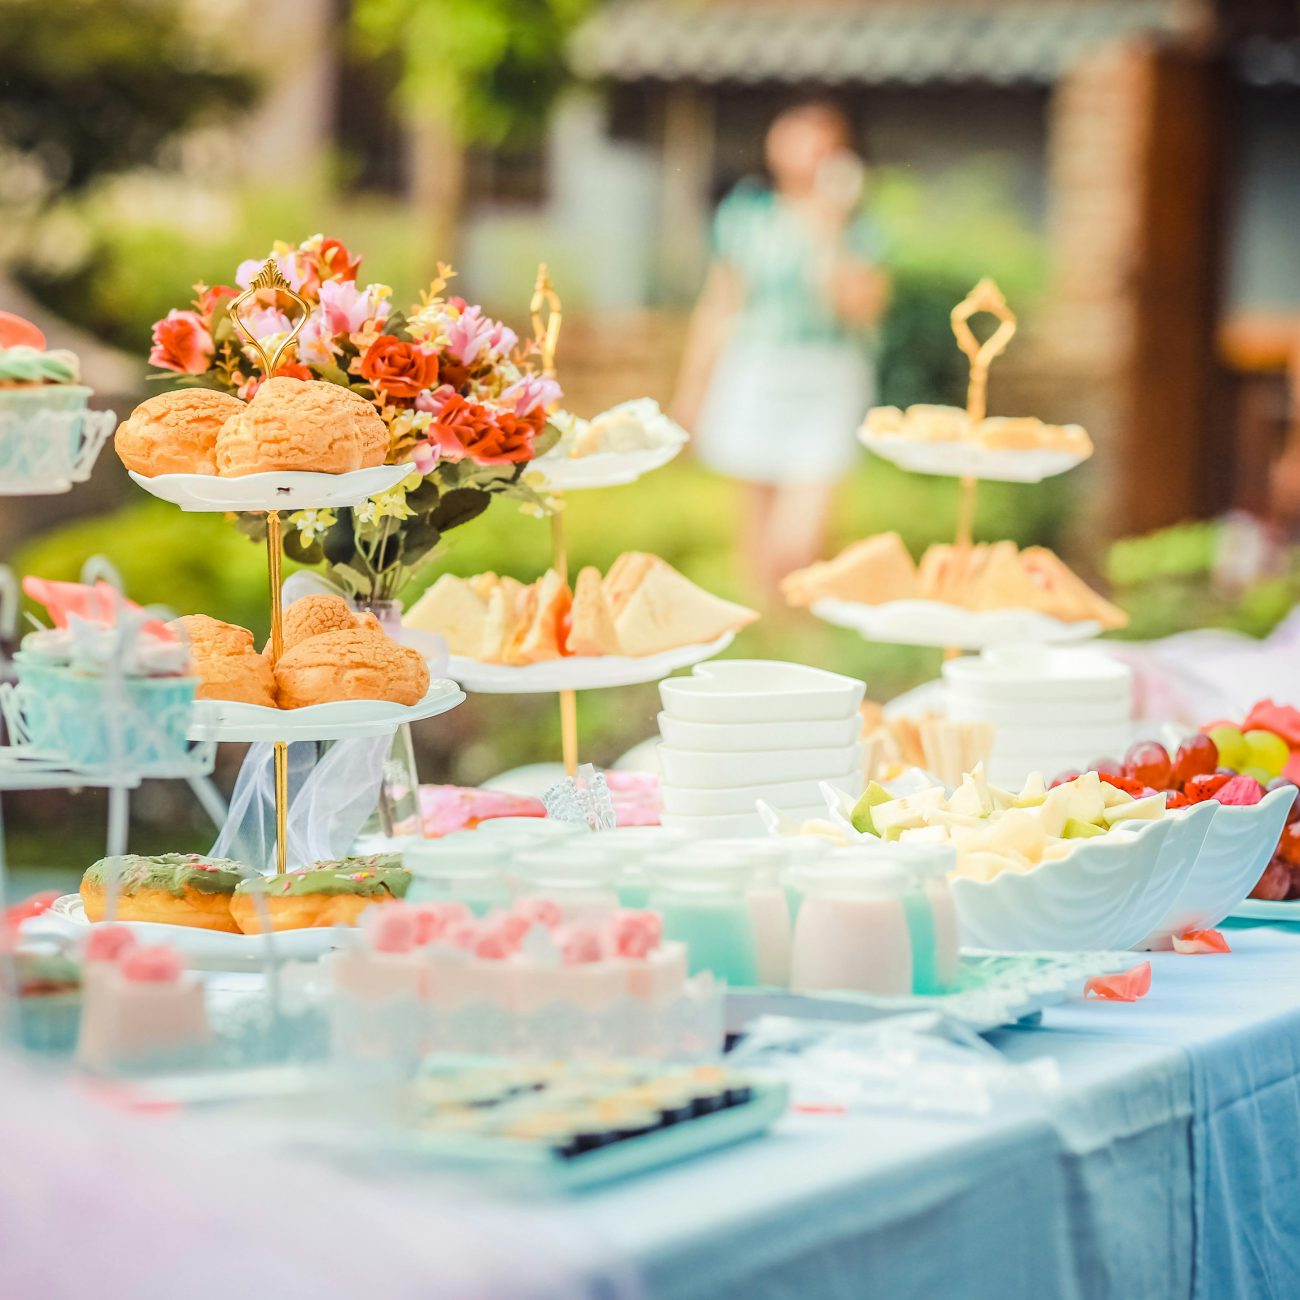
[501,374,561,417]
[296,310,339,366]
[415,384,456,415]
[410,440,440,475]
[444,305,518,366]
[318,279,388,335]
[237,305,292,343]
[149,310,214,374]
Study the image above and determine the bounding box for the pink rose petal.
[1171,929,1231,955]
[1084,961,1152,1002]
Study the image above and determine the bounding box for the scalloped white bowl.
[659,660,865,724]
[1136,785,1294,949]
[950,815,1174,952]
[657,743,863,790]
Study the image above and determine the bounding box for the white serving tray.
[531,440,684,490]
[446,633,733,694]
[27,895,341,971]
[812,597,1102,650]
[128,462,411,512]
[727,948,1136,1037]
[188,678,464,743]
[858,431,1091,484]
[1230,898,1300,922]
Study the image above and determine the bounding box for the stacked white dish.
[657,660,866,837]
[942,645,1132,788]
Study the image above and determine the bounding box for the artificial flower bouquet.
[147,234,560,601]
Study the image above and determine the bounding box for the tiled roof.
[571,1,1185,86]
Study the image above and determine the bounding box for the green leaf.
[321,509,359,565]
[430,487,491,533]
[326,563,373,598]
[313,360,352,387]
[282,529,324,565]
[383,309,413,342]
[532,421,562,458]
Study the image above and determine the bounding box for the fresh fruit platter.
[1051,699,1300,902]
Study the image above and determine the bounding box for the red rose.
[149,310,214,375]
[197,284,237,319]
[318,238,362,284]
[430,394,538,465]
[360,335,439,400]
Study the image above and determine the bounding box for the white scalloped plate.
[1139,787,1295,946]
[858,432,1091,484]
[446,632,734,694]
[27,895,341,971]
[187,678,464,743]
[811,597,1101,649]
[531,440,685,491]
[128,462,412,512]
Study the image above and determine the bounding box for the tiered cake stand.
[129,259,464,873]
[813,278,1098,654]
[437,266,723,776]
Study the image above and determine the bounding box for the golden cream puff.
[115,389,244,477]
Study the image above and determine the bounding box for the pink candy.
[84,926,137,964]
[558,926,605,965]
[514,897,563,929]
[119,945,184,984]
[368,907,419,954]
[497,914,532,947]
[474,932,514,961]
[607,911,661,959]
[444,921,482,952]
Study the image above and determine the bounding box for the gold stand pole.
[266,510,289,874]
[229,260,309,877]
[945,278,1018,660]
[532,263,579,776]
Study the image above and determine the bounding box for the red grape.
[1172,734,1219,786]
[1125,740,1173,790]
[1090,757,1125,778]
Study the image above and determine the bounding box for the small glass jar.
[513,844,621,919]
[646,853,758,987]
[903,846,960,993]
[473,817,579,843]
[403,835,509,914]
[593,826,692,908]
[787,858,913,996]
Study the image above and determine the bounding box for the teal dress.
[696,181,883,485]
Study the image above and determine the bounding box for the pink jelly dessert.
[328,899,688,1014]
[76,932,210,1070]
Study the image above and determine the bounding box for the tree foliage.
[350,0,593,146]
[0,0,256,195]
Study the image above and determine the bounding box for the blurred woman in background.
[673,101,890,599]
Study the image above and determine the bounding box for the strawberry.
[1184,773,1232,803]
[1099,772,1147,798]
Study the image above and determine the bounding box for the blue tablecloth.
[575,922,1300,1299]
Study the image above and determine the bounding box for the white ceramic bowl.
[661,807,826,839]
[945,696,1131,727]
[656,711,862,754]
[949,815,1174,951]
[942,646,1132,703]
[1136,785,1294,948]
[657,742,863,790]
[660,773,858,817]
[659,660,865,725]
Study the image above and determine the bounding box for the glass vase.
[351,598,424,841]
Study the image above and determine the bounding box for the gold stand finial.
[950,277,1017,425]
[530,262,563,378]
[229,257,311,379]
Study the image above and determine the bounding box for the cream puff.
[272,627,430,709]
[116,389,244,477]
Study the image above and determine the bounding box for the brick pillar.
[1040,38,1225,538]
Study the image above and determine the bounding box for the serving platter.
[128,462,412,513]
[445,632,734,694]
[858,431,1091,484]
[25,895,340,970]
[187,678,464,743]
[727,949,1138,1037]
[811,597,1101,650]
[531,440,685,491]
